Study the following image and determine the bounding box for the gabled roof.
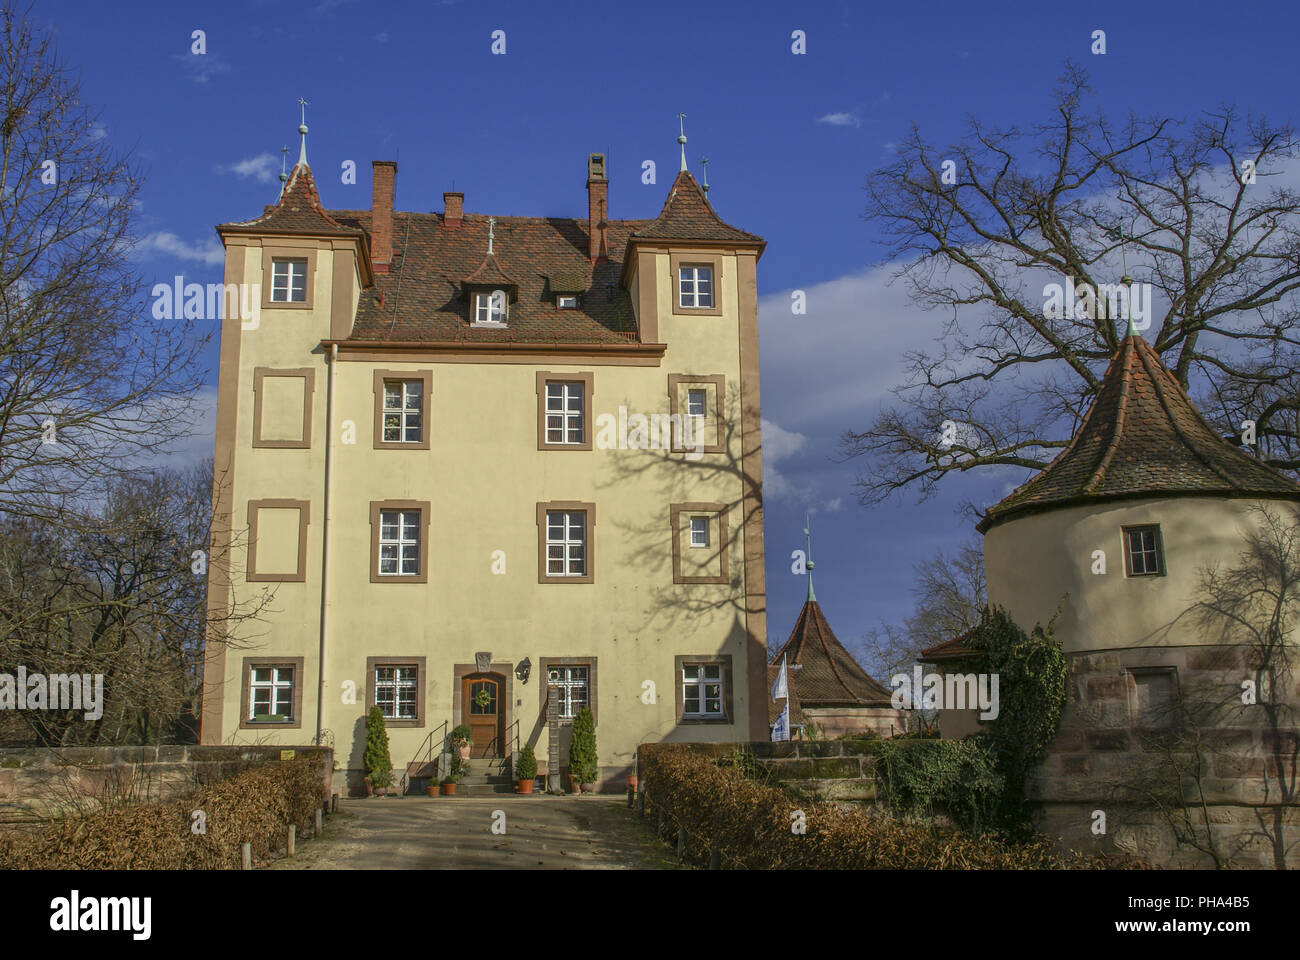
[979,334,1300,532]
[217,162,363,238]
[768,598,893,709]
[918,628,980,664]
[630,170,765,246]
[461,252,520,294]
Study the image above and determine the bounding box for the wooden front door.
[462,674,503,758]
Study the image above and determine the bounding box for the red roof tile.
[979,334,1300,532]
[218,162,363,238]
[769,599,893,711]
[631,170,765,245]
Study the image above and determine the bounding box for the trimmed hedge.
[0,757,327,870]
[639,744,1143,870]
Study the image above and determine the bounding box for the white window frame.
[682,663,724,719]
[474,290,508,325]
[545,510,587,577]
[678,265,714,309]
[271,258,308,303]
[547,665,589,721]
[375,665,418,721]
[689,515,710,548]
[249,666,295,721]
[379,509,422,577]
[382,379,424,444]
[545,382,586,445]
[557,295,579,309]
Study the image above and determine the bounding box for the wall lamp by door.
[515,658,532,685]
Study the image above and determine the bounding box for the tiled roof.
[768,599,894,710]
[918,628,980,663]
[631,170,765,245]
[978,334,1300,532]
[217,160,765,345]
[333,211,647,344]
[218,162,363,238]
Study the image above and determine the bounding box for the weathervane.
[803,512,816,601]
[701,157,710,195]
[487,216,496,255]
[278,144,288,199]
[677,112,688,172]
[1105,221,1138,336]
[296,98,309,166]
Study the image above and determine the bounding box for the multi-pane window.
[379,509,422,576]
[546,511,587,577]
[686,388,707,419]
[689,515,709,548]
[270,258,308,303]
[474,291,507,324]
[375,666,418,721]
[382,380,424,443]
[682,663,724,718]
[547,665,589,720]
[678,265,714,309]
[1123,525,1164,577]
[545,382,586,445]
[557,295,579,309]
[249,666,294,721]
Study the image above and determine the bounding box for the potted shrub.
[451,724,473,760]
[363,706,394,797]
[440,774,458,796]
[568,706,598,793]
[515,744,537,795]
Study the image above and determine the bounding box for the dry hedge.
[639,744,1144,870]
[0,757,327,870]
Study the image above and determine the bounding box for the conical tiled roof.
[630,170,764,246]
[768,599,893,711]
[979,334,1300,532]
[218,162,363,238]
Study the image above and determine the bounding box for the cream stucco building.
[200,136,768,795]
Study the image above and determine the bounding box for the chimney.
[370,161,396,271]
[586,153,608,262]
[444,191,464,229]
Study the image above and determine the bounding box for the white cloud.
[172,52,231,85]
[217,152,279,184]
[134,232,225,266]
[817,112,861,128]
[374,31,390,43]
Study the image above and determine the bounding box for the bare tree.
[0,3,205,525]
[842,64,1300,509]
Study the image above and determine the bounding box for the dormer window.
[678,265,714,309]
[473,290,507,325]
[557,295,579,309]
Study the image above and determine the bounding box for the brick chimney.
[586,153,608,262]
[444,191,464,229]
[370,161,396,271]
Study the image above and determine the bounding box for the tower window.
[557,295,579,309]
[1123,524,1165,577]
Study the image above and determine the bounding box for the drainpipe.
[316,343,337,746]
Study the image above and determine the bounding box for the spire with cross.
[296,98,309,167]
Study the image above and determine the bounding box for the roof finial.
[677,112,688,173]
[487,216,496,255]
[803,512,816,602]
[296,98,309,167]
[701,157,710,196]
[278,144,288,199]
[1106,221,1139,339]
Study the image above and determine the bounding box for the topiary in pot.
[568,706,598,792]
[363,705,394,796]
[516,743,538,794]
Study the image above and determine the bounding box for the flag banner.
[772,703,790,742]
[771,654,788,701]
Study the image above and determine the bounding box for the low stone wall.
[636,740,885,803]
[0,745,333,823]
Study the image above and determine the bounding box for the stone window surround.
[539,656,598,726]
[372,369,433,450]
[260,242,318,311]
[246,499,311,582]
[670,502,729,585]
[670,251,724,317]
[239,656,306,730]
[674,654,734,725]
[667,373,726,454]
[537,501,595,584]
[369,499,432,584]
[536,371,595,451]
[366,655,427,729]
[252,367,315,449]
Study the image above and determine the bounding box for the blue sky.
[39,0,1300,664]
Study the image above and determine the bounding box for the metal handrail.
[399,720,447,795]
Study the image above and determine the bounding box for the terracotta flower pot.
[570,776,582,795]
[426,785,438,797]
[517,778,534,795]
[626,775,638,791]
[580,782,595,794]
[458,744,471,760]
[363,777,373,798]
[441,782,457,796]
